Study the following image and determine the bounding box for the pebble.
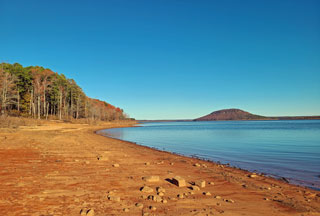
[249,174,257,178]
[156,187,166,193]
[112,163,120,167]
[142,176,160,182]
[195,180,206,188]
[191,186,200,191]
[203,192,211,196]
[145,162,150,165]
[170,162,174,165]
[194,163,201,167]
[149,206,157,211]
[209,182,215,185]
[264,198,269,201]
[140,186,153,193]
[172,176,186,187]
[157,192,164,196]
[135,203,144,208]
[162,199,168,204]
[108,195,120,202]
[80,209,94,216]
[214,195,221,199]
[177,193,184,199]
[123,208,129,212]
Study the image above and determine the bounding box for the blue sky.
[1,0,319,119]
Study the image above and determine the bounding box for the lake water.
[100,120,320,190]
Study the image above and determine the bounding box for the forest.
[0,62,127,121]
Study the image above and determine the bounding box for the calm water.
[100,120,320,190]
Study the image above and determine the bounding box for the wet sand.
[0,121,319,215]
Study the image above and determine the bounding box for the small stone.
[214,195,221,199]
[135,203,144,208]
[195,180,206,188]
[141,195,147,199]
[145,162,150,165]
[249,174,257,178]
[142,176,160,182]
[108,195,120,202]
[170,162,174,165]
[157,192,164,196]
[80,209,94,216]
[203,192,211,196]
[191,186,200,191]
[202,164,207,168]
[149,206,156,211]
[225,199,234,203]
[162,199,168,203]
[264,198,269,201]
[216,203,221,206]
[123,208,129,212]
[209,182,215,185]
[189,191,195,195]
[194,163,201,167]
[177,193,184,199]
[172,176,186,187]
[156,187,166,193]
[140,186,153,193]
[112,163,120,167]
[153,195,162,202]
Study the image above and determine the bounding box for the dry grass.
[0,116,44,129]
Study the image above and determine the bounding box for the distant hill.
[194,109,320,121]
[195,109,271,121]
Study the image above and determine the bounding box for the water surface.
[100,120,320,190]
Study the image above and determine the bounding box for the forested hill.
[194,109,269,121]
[0,62,127,121]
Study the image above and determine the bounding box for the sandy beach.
[0,121,319,216]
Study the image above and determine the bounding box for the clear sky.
[1,0,319,119]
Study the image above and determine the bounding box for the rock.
[142,176,160,182]
[153,195,162,202]
[140,186,153,193]
[157,192,164,196]
[162,199,168,203]
[224,199,234,203]
[172,176,186,187]
[194,163,201,167]
[141,195,147,199]
[191,186,200,191]
[214,195,221,199]
[80,209,94,216]
[112,163,120,167]
[209,182,215,185]
[145,162,150,165]
[189,191,195,195]
[135,203,144,208]
[170,162,174,165]
[264,197,269,201]
[202,164,208,168]
[156,186,165,193]
[195,180,206,188]
[249,174,257,178]
[108,195,120,202]
[97,155,108,161]
[177,193,184,199]
[149,206,157,211]
[123,208,129,212]
[203,192,211,196]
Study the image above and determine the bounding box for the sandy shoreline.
[0,121,319,216]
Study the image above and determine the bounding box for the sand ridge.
[0,121,319,215]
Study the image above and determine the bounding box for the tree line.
[0,62,127,121]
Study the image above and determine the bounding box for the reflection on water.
[99,120,320,190]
